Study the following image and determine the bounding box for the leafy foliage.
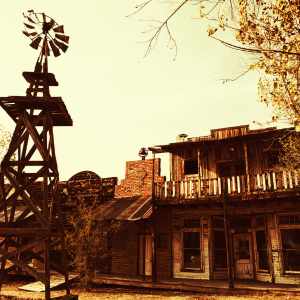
[0,126,11,163]
[133,0,300,121]
[65,193,120,288]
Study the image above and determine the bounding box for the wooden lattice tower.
[0,11,72,300]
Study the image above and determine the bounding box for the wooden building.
[97,124,300,285]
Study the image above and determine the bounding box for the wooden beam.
[222,178,234,288]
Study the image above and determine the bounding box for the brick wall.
[115,158,164,197]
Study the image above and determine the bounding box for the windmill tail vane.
[22,9,70,73]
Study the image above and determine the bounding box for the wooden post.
[151,155,157,282]
[222,178,234,288]
[243,142,250,193]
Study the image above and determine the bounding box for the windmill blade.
[49,40,61,57]
[54,38,68,53]
[22,30,31,37]
[26,16,36,24]
[55,34,69,44]
[53,25,64,33]
[23,31,38,37]
[30,36,42,49]
[24,23,35,30]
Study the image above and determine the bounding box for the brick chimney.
[115,158,164,197]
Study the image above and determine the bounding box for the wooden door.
[144,235,153,276]
[139,235,152,276]
[233,233,254,279]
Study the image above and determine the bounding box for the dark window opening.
[230,217,251,232]
[213,230,227,269]
[281,229,300,271]
[256,230,269,270]
[217,161,245,177]
[237,239,250,259]
[184,159,198,175]
[255,216,266,228]
[212,217,224,229]
[183,232,201,270]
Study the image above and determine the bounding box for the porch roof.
[151,126,294,153]
[94,195,152,221]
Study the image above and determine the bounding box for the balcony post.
[222,177,234,289]
[243,142,250,193]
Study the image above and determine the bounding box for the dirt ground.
[1,284,300,300]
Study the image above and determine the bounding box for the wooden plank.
[18,274,78,292]
[0,228,49,235]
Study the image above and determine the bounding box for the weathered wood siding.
[111,222,138,276]
[155,207,172,279]
[171,136,282,182]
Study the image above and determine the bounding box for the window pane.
[256,230,269,270]
[237,240,250,259]
[184,159,198,175]
[214,230,227,269]
[184,249,201,269]
[183,232,201,269]
[281,229,300,271]
[183,232,200,249]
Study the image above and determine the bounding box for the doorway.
[233,233,254,279]
[138,234,152,276]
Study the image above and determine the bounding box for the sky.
[0,1,276,181]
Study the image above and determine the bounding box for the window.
[281,229,300,271]
[182,218,202,271]
[213,230,227,269]
[184,159,198,175]
[256,230,269,270]
[183,232,201,270]
[212,217,227,270]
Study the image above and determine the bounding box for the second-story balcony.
[154,169,300,200]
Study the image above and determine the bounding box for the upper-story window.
[184,159,198,175]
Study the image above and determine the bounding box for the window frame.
[253,216,270,273]
[277,214,300,274]
[181,218,203,272]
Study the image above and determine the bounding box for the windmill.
[0,10,73,300]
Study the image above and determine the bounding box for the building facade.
[151,125,300,284]
[34,124,299,286]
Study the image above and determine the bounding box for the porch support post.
[243,142,250,193]
[151,154,157,282]
[222,178,234,288]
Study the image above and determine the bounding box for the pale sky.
[0,1,275,181]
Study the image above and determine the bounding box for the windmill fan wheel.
[23,10,69,57]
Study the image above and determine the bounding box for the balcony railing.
[154,170,300,199]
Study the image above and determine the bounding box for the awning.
[94,195,152,221]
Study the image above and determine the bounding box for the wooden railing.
[154,170,300,199]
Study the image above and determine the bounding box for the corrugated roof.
[94,195,152,221]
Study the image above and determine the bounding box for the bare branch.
[211,36,300,57]
[126,0,154,18]
[143,0,190,58]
